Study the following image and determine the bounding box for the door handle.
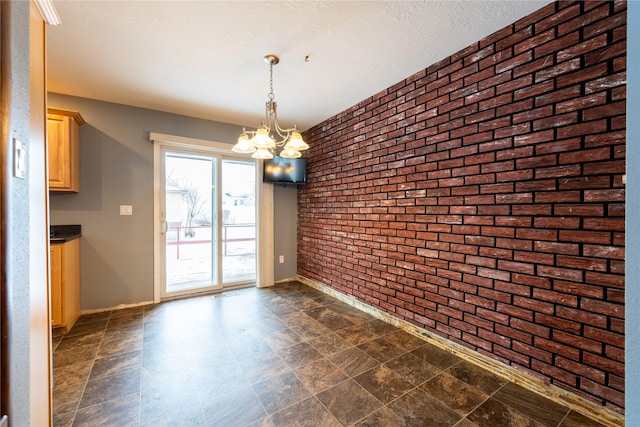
[161,220,168,234]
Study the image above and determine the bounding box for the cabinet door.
[50,244,63,327]
[47,114,71,190]
[47,112,80,192]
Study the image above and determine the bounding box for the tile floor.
[52,281,607,427]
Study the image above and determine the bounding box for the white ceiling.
[47,1,550,132]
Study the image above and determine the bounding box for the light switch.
[279,255,285,264]
[13,138,26,179]
[120,205,133,216]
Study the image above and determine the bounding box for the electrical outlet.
[279,255,285,264]
[120,205,133,216]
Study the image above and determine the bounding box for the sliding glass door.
[160,148,256,299]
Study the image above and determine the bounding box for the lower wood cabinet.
[50,239,80,332]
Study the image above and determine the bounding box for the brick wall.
[298,0,626,413]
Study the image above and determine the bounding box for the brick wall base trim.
[296,274,624,427]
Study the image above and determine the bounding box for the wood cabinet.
[50,239,80,332]
[47,108,84,192]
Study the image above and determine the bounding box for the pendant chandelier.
[231,55,308,160]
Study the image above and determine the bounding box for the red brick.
[511,317,550,338]
[585,272,624,290]
[556,306,607,329]
[536,265,583,283]
[298,1,627,412]
[581,298,624,319]
[535,337,580,362]
[583,352,624,377]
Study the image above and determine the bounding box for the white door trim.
[150,132,274,303]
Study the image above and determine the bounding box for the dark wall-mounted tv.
[263,156,307,184]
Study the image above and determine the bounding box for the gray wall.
[4,1,37,423]
[274,184,298,280]
[48,93,297,310]
[626,2,639,422]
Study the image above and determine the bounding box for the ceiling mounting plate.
[264,54,279,65]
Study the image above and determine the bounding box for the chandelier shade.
[231,55,308,160]
[231,131,257,154]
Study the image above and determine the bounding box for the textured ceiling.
[47,1,550,132]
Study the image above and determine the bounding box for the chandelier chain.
[268,62,275,101]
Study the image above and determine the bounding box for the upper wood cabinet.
[47,107,85,192]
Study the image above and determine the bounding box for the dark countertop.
[50,224,81,243]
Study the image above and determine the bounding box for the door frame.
[150,132,274,303]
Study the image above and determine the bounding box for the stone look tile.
[366,319,399,336]
[52,381,85,417]
[316,314,355,331]
[559,411,608,427]
[382,330,427,352]
[202,386,266,426]
[467,398,546,427]
[329,347,380,377]
[97,334,143,358]
[329,305,375,325]
[140,382,207,426]
[270,397,341,427]
[388,388,462,427]
[493,382,570,426]
[237,351,290,384]
[305,306,339,322]
[228,336,273,359]
[261,327,303,350]
[103,324,143,342]
[53,360,93,389]
[194,361,252,399]
[357,337,406,362]
[385,352,440,386]
[54,330,104,352]
[90,350,142,380]
[73,394,140,426]
[454,418,480,427]
[411,343,461,370]
[246,418,275,427]
[51,282,607,427]
[53,343,100,369]
[252,371,312,414]
[446,360,508,394]
[316,380,382,426]
[280,311,315,328]
[291,318,332,340]
[353,406,406,427]
[52,410,75,427]
[277,342,324,368]
[289,296,324,311]
[420,372,488,415]
[294,358,349,394]
[307,332,352,356]
[79,370,141,409]
[268,302,297,316]
[64,318,109,338]
[354,364,415,404]
[336,323,380,346]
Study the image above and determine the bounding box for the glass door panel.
[163,151,218,296]
[221,160,256,284]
